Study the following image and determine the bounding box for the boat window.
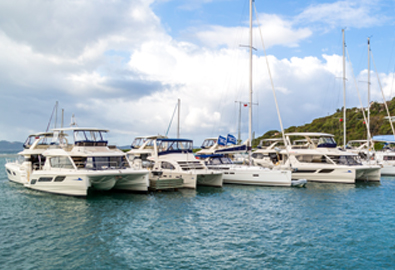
[157,140,193,153]
[383,155,395,161]
[327,155,361,165]
[37,135,52,146]
[201,139,216,149]
[295,155,313,163]
[252,153,264,159]
[220,157,233,164]
[74,130,108,146]
[161,161,175,170]
[317,137,337,148]
[54,176,66,182]
[209,158,222,165]
[38,177,53,182]
[74,131,88,142]
[23,135,35,148]
[146,140,155,147]
[50,156,75,169]
[131,138,146,149]
[295,155,330,163]
[85,156,129,170]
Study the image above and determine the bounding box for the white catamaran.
[5,128,149,196]
[128,136,223,189]
[252,132,381,183]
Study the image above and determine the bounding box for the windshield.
[24,134,53,148]
[208,156,233,165]
[201,139,216,148]
[131,138,146,149]
[317,136,337,147]
[75,130,106,142]
[157,140,193,153]
[23,135,35,148]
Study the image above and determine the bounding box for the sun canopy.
[372,135,395,142]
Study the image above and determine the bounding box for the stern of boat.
[113,170,149,192]
[355,166,381,182]
[196,170,223,188]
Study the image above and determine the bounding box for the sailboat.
[196,0,305,187]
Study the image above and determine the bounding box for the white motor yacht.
[253,133,381,183]
[127,137,223,189]
[127,135,183,190]
[5,128,149,196]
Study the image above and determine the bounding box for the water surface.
[1,157,394,269]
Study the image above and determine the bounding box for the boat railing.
[5,156,20,164]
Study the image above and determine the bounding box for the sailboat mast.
[248,0,253,165]
[342,29,346,148]
[367,38,371,149]
[177,98,180,138]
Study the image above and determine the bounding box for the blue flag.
[226,134,237,145]
[218,135,226,146]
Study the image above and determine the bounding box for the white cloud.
[0,0,394,146]
[296,0,387,30]
[194,13,312,49]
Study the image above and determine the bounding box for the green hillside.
[254,97,395,147]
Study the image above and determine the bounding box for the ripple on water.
[1,157,395,269]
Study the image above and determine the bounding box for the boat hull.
[13,169,149,196]
[379,165,395,176]
[291,167,356,184]
[25,172,90,196]
[112,170,150,192]
[220,166,292,187]
[5,162,28,185]
[156,170,222,189]
[355,166,381,182]
[196,171,223,188]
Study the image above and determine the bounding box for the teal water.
[1,156,395,269]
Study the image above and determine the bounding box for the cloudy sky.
[1,0,395,146]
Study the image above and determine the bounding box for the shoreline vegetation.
[254,98,395,148]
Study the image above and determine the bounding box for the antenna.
[70,114,78,127]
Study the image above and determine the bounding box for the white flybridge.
[195,135,305,187]
[277,132,381,183]
[6,132,55,184]
[5,128,149,196]
[127,137,223,189]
